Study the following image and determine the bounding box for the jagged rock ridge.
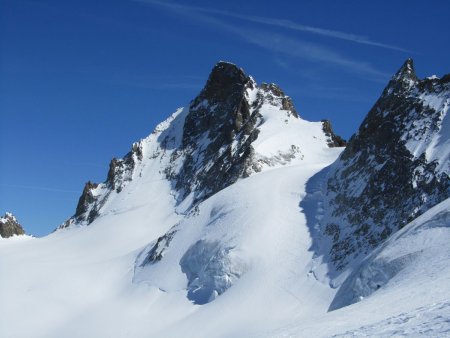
[321,58,450,270]
[0,212,25,238]
[60,141,144,228]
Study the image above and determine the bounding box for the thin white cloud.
[134,0,410,53]
[133,0,389,81]
[240,29,390,80]
[216,14,409,53]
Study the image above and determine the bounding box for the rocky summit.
[0,212,25,238]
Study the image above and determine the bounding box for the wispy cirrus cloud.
[205,12,410,53]
[240,29,390,80]
[134,0,410,53]
[133,0,391,82]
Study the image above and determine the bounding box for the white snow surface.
[1,103,450,337]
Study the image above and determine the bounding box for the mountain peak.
[392,58,418,84]
[322,59,450,271]
[200,61,250,102]
[213,60,243,76]
[60,61,345,228]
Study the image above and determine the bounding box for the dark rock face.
[141,229,177,265]
[169,62,263,204]
[0,212,25,238]
[322,59,450,270]
[107,142,143,193]
[75,181,99,223]
[322,120,347,147]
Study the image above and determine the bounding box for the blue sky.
[1,0,449,236]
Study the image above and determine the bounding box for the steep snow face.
[315,59,450,272]
[60,61,342,228]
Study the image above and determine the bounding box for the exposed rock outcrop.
[59,141,144,228]
[0,212,26,238]
[322,119,347,147]
[168,62,262,204]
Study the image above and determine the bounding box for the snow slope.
[0,147,342,338]
[3,147,449,338]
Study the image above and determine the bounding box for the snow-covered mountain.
[1,60,449,338]
[307,59,450,276]
[60,62,344,229]
[60,61,344,306]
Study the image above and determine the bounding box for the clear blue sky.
[1,0,449,236]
